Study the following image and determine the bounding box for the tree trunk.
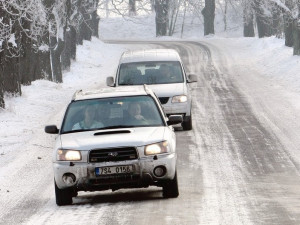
[293,3,300,55]
[2,15,22,95]
[19,19,34,85]
[284,0,294,47]
[224,0,228,31]
[155,0,170,36]
[2,52,21,95]
[35,31,52,81]
[0,51,5,108]
[243,5,255,37]
[293,21,300,55]
[271,3,282,37]
[129,0,136,16]
[254,0,272,38]
[0,6,5,108]
[50,35,65,83]
[91,10,100,37]
[61,26,77,68]
[69,26,77,60]
[62,27,72,71]
[202,0,215,36]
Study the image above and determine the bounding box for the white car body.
[107,49,197,130]
[45,86,181,205]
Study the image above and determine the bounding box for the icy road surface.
[1,41,300,225]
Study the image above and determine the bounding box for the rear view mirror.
[106,77,115,87]
[187,74,197,83]
[45,125,59,134]
[167,115,183,126]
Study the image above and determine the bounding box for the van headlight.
[172,95,187,103]
[145,141,168,155]
[57,149,82,161]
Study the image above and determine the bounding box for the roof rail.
[143,84,151,95]
[72,89,82,101]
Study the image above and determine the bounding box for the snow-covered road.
[1,40,300,225]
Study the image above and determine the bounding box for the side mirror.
[187,74,197,83]
[167,115,183,126]
[45,125,59,134]
[106,76,115,87]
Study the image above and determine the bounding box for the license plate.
[96,165,133,176]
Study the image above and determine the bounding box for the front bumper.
[54,153,176,191]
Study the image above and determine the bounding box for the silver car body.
[52,87,177,191]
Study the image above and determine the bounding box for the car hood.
[147,83,186,97]
[59,127,166,150]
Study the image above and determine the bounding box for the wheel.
[182,114,192,131]
[162,172,179,198]
[54,181,73,206]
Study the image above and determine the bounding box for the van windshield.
[118,61,184,85]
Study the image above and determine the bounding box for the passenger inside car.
[126,102,148,125]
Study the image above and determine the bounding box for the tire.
[162,172,179,198]
[182,114,192,131]
[55,181,73,206]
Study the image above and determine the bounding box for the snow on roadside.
[201,36,300,164]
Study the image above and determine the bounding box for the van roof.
[120,49,181,64]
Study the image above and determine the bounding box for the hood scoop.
[94,130,131,136]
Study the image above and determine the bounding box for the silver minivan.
[107,49,197,130]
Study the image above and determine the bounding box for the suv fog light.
[62,173,76,186]
[154,166,166,177]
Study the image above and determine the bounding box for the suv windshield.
[118,61,184,85]
[61,96,164,134]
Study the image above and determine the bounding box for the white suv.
[107,49,197,130]
[45,86,182,205]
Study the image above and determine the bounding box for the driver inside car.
[72,105,103,130]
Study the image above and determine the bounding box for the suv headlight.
[57,149,82,161]
[145,141,168,155]
[172,95,187,103]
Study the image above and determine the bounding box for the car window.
[118,61,184,85]
[61,96,164,134]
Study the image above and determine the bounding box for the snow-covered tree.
[0,0,101,108]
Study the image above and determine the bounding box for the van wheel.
[55,181,73,206]
[182,114,192,130]
[162,172,179,198]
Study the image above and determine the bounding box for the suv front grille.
[159,97,169,104]
[89,147,138,163]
